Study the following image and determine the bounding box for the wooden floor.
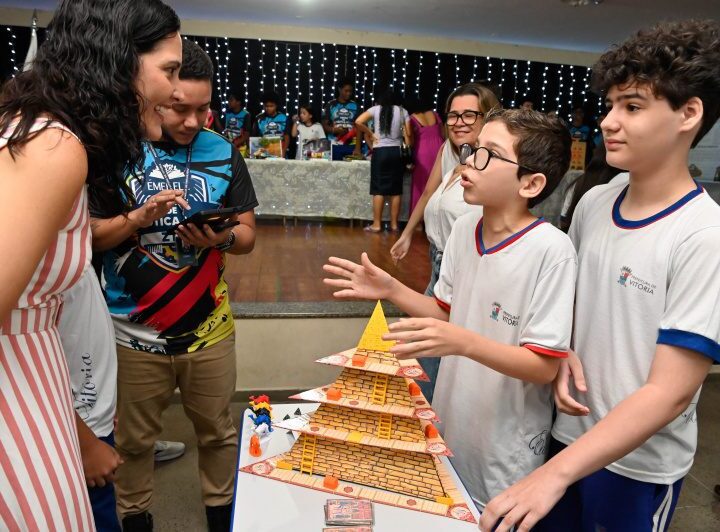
[224,220,431,302]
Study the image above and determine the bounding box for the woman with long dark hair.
[355,89,410,232]
[0,1,182,529]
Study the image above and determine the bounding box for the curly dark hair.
[484,108,572,208]
[591,19,720,147]
[180,39,214,81]
[0,0,180,216]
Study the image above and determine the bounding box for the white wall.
[0,7,598,66]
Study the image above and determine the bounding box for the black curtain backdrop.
[0,24,604,130]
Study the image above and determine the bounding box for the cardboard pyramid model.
[241,301,476,523]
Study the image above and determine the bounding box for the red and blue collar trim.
[475,217,545,256]
[612,181,703,230]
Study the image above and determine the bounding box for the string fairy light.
[296,44,302,110]
[308,45,314,107]
[415,52,423,96]
[511,60,518,108]
[273,42,279,90]
[332,43,339,96]
[7,27,18,76]
[401,49,408,96]
[454,53,459,87]
[391,48,397,86]
[243,40,250,105]
[284,42,291,107]
[433,53,441,108]
[360,47,369,106]
[320,43,326,104]
[259,39,266,93]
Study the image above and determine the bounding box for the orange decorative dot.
[352,354,367,367]
[323,476,339,489]
[326,388,342,401]
[408,382,422,396]
[425,424,439,438]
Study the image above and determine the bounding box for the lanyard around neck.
[145,142,193,194]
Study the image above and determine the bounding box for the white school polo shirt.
[58,267,117,438]
[432,212,577,508]
[553,179,720,484]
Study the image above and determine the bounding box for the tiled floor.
[147,376,720,531]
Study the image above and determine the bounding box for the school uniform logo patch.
[490,302,520,326]
[618,266,632,286]
[616,265,656,295]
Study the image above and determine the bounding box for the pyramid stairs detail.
[370,373,389,405]
[377,414,393,439]
[299,434,317,475]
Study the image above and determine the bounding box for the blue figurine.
[249,395,273,435]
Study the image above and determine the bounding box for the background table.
[231,403,480,532]
[245,159,411,222]
[246,158,582,227]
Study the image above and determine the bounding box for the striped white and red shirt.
[1,120,95,531]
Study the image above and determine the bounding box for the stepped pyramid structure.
[241,302,476,523]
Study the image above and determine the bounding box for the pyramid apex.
[357,301,394,352]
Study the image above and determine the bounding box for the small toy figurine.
[249,434,262,457]
[249,394,273,436]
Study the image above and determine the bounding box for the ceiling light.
[561,0,603,6]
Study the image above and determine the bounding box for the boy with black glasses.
[324,108,575,510]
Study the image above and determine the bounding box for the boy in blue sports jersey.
[223,90,251,149]
[323,78,363,158]
[252,91,290,156]
[480,19,720,532]
[90,40,257,532]
[324,109,577,511]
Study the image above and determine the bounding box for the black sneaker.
[206,504,232,532]
[122,511,153,532]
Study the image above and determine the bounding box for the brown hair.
[591,19,720,147]
[484,108,571,208]
[445,82,501,154]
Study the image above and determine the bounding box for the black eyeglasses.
[460,143,539,174]
[446,110,483,126]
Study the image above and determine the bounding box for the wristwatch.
[216,230,236,252]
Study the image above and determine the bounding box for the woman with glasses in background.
[390,82,500,403]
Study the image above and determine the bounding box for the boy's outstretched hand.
[478,464,568,531]
[384,317,466,359]
[323,252,395,300]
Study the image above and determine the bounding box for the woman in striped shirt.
[0,1,184,530]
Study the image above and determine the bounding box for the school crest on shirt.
[490,302,519,327]
[616,265,656,295]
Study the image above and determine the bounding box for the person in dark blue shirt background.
[323,78,363,158]
[252,91,290,156]
[569,106,591,141]
[223,90,251,149]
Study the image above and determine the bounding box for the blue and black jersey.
[223,109,251,141]
[93,129,258,355]
[323,99,359,141]
[252,112,290,137]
